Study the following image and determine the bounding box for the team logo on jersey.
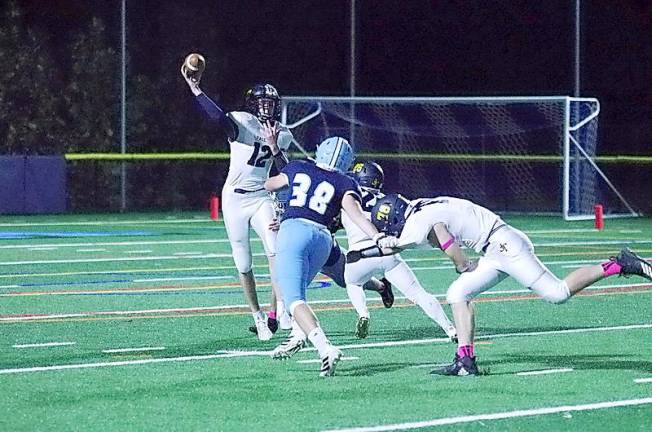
[376,203,391,221]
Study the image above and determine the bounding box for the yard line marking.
[0,352,251,375]
[13,342,76,349]
[516,368,573,376]
[76,248,107,252]
[27,247,58,251]
[0,323,649,374]
[173,252,204,256]
[124,250,153,254]
[0,239,231,249]
[297,356,359,364]
[321,397,652,432]
[131,276,233,283]
[634,378,652,384]
[102,347,166,353]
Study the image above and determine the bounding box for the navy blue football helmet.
[349,161,384,190]
[244,83,281,121]
[371,193,411,236]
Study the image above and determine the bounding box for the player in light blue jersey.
[264,137,395,376]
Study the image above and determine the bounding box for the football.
[184,53,205,72]
[182,53,205,83]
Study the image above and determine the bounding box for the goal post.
[281,96,639,220]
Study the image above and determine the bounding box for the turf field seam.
[320,397,652,431]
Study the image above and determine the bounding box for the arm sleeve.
[195,93,238,141]
[397,213,432,248]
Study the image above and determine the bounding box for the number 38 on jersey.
[289,173,334,215]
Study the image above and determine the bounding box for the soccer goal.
[281,96,639,220]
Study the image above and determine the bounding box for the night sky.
[12,0,652,154]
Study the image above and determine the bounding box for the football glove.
[373,233,399,249]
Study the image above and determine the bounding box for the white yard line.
[296,356,359,364]
[27,247,58,251]
[320,398,652,432]
[0,323,648,374]
[124,250,153,254]
[131,275,233,283]
[102,347,166,354]
[634,378,652,384]
[173,252,204,256]
[516,368,573,376]
[76,248,107,252]
[0,352,249,375]
[13,342,76,349]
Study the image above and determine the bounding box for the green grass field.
[0,212,650,431]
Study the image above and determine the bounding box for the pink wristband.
[440,237,455,251]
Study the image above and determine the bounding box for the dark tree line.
[0,1,221,157]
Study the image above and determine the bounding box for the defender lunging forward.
[182,56,290,340]
[370,194,652,376]
[343,161,456,340]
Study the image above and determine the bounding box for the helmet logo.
[352,163,364,173]
[376,203,391,220]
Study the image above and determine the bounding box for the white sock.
[307,327,331,357]
[346,284,369,318]
[277,300,286,315]
[253,310,265,321]
[290,319,307,340]
[415,292,453,331]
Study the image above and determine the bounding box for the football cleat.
[379,277,394,308]
[615,248,652,281]
[319,346,343,377]
[355,317,370,339]
[254,317,273,341]
[271,336,306,360]
[430,354,479,376]
[248,317,279,336]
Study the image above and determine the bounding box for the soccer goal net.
[281,96,638,220]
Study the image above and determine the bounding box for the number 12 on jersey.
[289,173,335,215]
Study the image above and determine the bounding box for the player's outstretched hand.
[263,120,280,154]
[180,63,202,96]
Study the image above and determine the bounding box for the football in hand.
[184,53,205,73]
